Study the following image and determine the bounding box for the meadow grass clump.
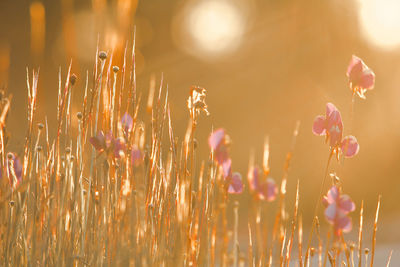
[0,37,389,267]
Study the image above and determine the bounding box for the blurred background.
[1,0,400,252]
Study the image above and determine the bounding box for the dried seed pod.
[37,123,44,130]
[99,51,107,60]
[112,66,119,73]
[310,247,315,257]
[76,112,83,120]
[193,138,198,150]
[70,74,77,85]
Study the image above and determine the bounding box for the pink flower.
[121,113,133,133]
[228,173,244,194]
[2,153,23,188]
[346,55,375,99]
[312,103,343,147]
[323,186,355,236]
[208,128,229,164]
[222,159,232,178]
[248,165,277,201]
[312,103,359,158]
[131,144,144,167]
[90,131,125,159]
[221,159,244,194]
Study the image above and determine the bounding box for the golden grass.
[0,36,388,267]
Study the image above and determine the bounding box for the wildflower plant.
[0,29,386,267]
[347,55,375,99]
[248,165,277,201]
[312,102,359,160]
[208,128,244,194]
[323,185,356,236]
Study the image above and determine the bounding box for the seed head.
[38,123,44,130]
[112,66,119,73]
[99,51,107,60]
[70,74,77,85]
[76,112,83,120]
[310,247,315,257]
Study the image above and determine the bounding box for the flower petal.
[326,110,343,147]
[228,172,244,194]
[258,178,278,202]
[346,55,363,79]
[215,146,229,165]
[7,154,23,183]
[326,103,338,118]
[336,214,352,233]
[121,113,133,132]
[90,136,104,151]
[312,115,326,136]
[324,203,337,223]
[339,194,356,213]
[359,69,375,90]
[208,128,225,150]
[222,158,232,179]
[104,132,114,149]
[113,138,126,158]
[248,166,260,192]
[322,196,329,207]
[13,156,22,181]
[326,186,339,204]
[131,145,144,166]
[341,135,359,158]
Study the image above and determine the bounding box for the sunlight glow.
[187,0,245,54]
[359,0,400,49]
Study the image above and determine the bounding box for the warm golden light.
[359,0,400,49]
[187,0,245,54]
[30,1,45,58]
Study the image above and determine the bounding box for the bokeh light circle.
[359,0,400,49]
[186,0,245,54]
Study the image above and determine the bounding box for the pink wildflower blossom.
[90,131,125,159]
[221,159,244,194]
[346,55,375,99]
[121,113,133,133]
[322,185,355,236]
[248,165,277,201]
[131,144,144,167]
[3,153,23,188]
[312,103,359,158]
[208,128,229,164]
[209,130,243,194]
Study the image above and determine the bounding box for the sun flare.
[359,0,400,49]
[187,0,245,54]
